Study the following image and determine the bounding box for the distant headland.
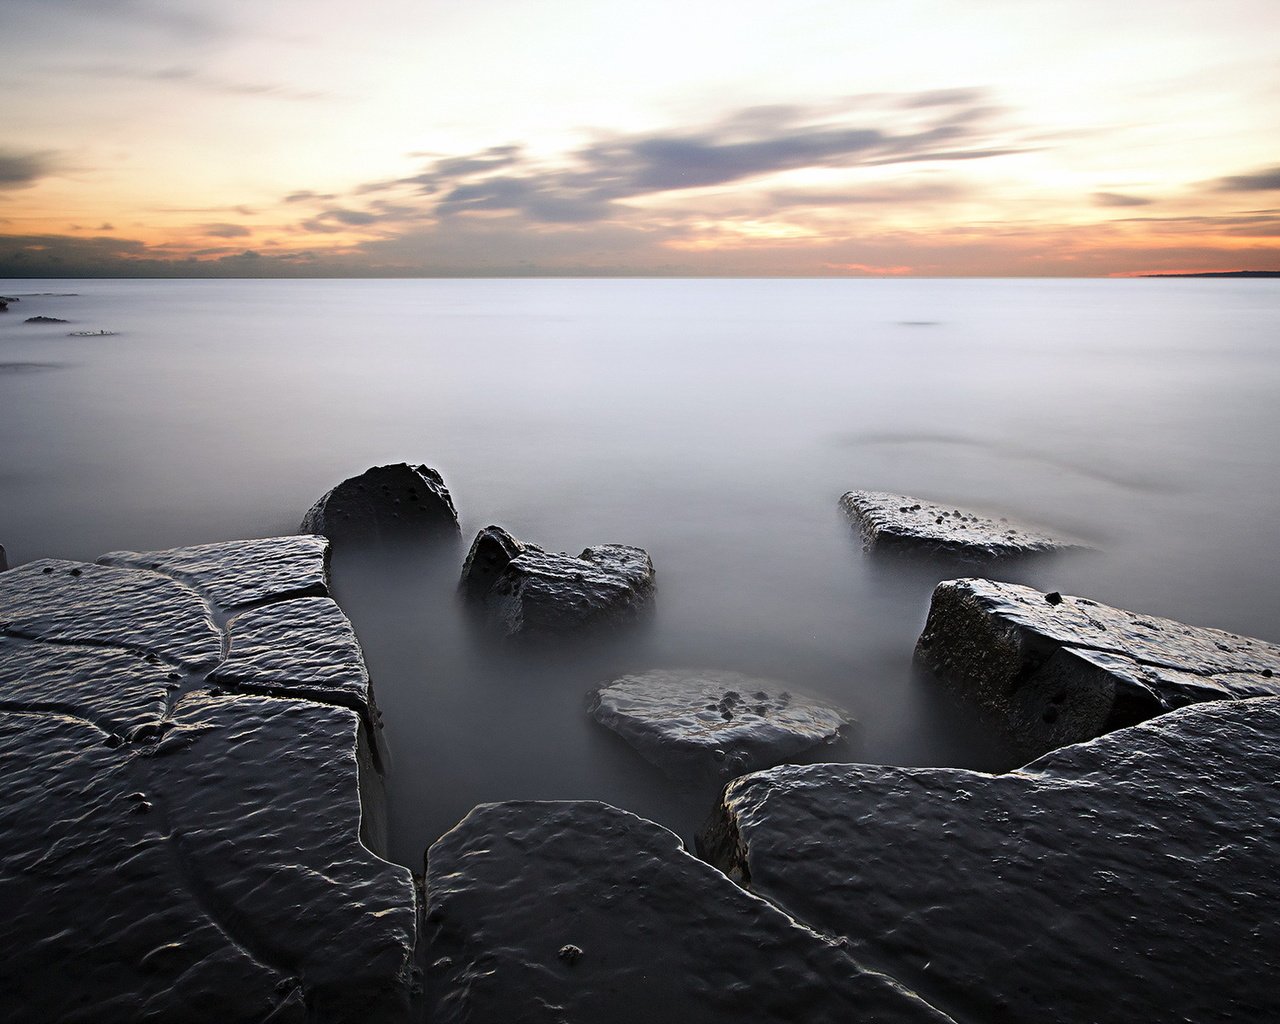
[1140,270,1280,278]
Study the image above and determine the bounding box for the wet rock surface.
[0,536,416,1024]
[702,698,1280,1024]
[424,800,954,1024]
[460,525,655,639]
[299,463,459,543]
[915,577,1280,756]
[840,490,1079,560]
[589,668,849,777]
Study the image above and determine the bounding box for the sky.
[1,0,1277,277]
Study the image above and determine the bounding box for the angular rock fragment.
[589,668,848,777]
[840,490,1079,560]
[424,800,954,1024]
[300,463,459,543]
[915,577,1280,756]
[460,525,655,639]
[0,537,416,1024]
[702,698,1280,1024]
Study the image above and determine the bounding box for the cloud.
[202,222,252,238]
[70,63,332,102]
[0,149,56,189]
[1093,192,1153,207]
[1215,165,1280,192]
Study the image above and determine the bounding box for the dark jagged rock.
[23,315,68,324]
[702,699,1280,1024]
[0,537,416,1024]
[589,668,848,777]
[299,463,458,543]
[424,800,954,1024]
[915,577,1280,757]
[460,526,655,640]
[0,544,7,572]
[840,490,1080,560]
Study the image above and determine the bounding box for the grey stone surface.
[915,577,1280,757]
[0,543,7,571]
[461,526,655,639]
[0,538,416,1024]
[840,490,1079,560]
[300,463,458,543]
[424,800,954,1024]
[702,698,1280,1024]
[589,668,849,777]
[101,535,329,610]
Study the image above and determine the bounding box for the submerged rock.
[915,577,1280,757]
[0,537,416,1023]
[23,315,68,324]
[702,698,1280,1024]
[300,463,459,543]
[589,668,848,777]
[424,800,954,1024]
[460,525,655,639]
[840,490,1080,560]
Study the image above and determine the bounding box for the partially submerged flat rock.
[589,668,848,777]
[702,698,1280,1024]
[0,537,416,1023]
[300,463,459,543]
[915,577,1280,757]
[424,800,954,1024]
[460,525,655,640]
[24,315,68,323]
[840,490,1078,559]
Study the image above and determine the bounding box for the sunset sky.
[1,0,1277,276]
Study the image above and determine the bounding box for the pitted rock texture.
[460,525,655,639]
[299,463,458,543]
[915,577,1280,757]
[589,669,849,777]
[701,698,1280,1024]
[424,800,954,1024]
[0,538,416,1024]
[840,491,1079,560]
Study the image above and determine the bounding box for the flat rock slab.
[915,577,1280,757]
[424,800,954,1024]
[701,698,1280,1024]
[460,525,655,640]
[0,537,416,1024]
[300,463,458,543]
[840,490,1079,560]
[589,668,849,777]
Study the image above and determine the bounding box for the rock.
[68,329,117,336]
[0,537,416,1023]
[0,544,7,572]
[424,800,954,1024]
[701,698,1280,1024]
[589,668,848,777]
[840,490,1080,560]
[23,316,68,324]
[0,300,7,311]
[915,577,1280,757]
[299,463,459,543]
[460,526,655,640]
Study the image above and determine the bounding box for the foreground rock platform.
[915,577,1280,756]
[300,463,459,543]
[0,537,416,1024]
[589,668,849,778]
[840,490,1079,560]
[460,525,655,640]
[702,698,1280,1024]
[424,800,954,1024]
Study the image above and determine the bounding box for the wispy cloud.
[202,222,252,238]
[71,63,332,102]
[0,149,57,189]
[1215,165,1280,192]
[1093,192,1153,207]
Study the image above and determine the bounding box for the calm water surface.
[2,277,1278,865]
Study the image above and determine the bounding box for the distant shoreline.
[1140,270,1280,278]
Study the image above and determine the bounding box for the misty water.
[2,277,1278,867]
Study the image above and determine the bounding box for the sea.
[2,276,1278,867]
